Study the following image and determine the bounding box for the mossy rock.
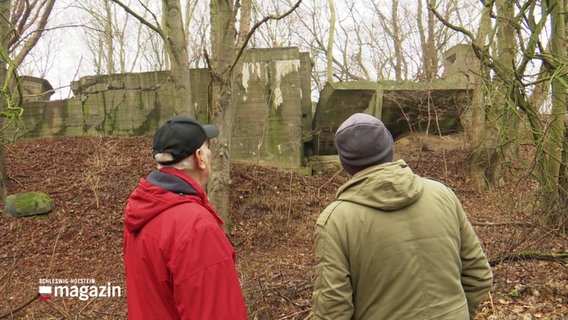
[3,191,55,217]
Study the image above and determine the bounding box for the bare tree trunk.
[104,0,115,74]
[326,0,335,82]
[236,0,251,50]
[163,0,194,114]
[0,0,11,200]
[110,0,193,113]
[209,0,236,232]
[484,0,519,187]
[561,119,568,230]
[418,0,438,81]
[545,0,567,228]
[392,0,403,80]
[425,1,437,80]
[207,0,301,232]
[465,1,493,191]
[9,0,56,67]
[464,0,519,189]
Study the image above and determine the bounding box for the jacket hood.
[337,159,423,211]
[124,168,221,233]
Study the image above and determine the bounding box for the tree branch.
[471,221,536,227]
[489,252,568,267]
[109,0,162,36]
[427,2,475,43]
[229,0,303,74]
[0,293,40,319]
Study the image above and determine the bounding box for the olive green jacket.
[312,160,492,320]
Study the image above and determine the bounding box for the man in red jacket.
[123,115,247,319]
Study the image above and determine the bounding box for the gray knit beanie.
[335,113,394,175]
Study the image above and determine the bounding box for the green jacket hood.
[337,160,423,211]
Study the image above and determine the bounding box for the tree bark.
[484,0,519,187]
[465,1,493,191]
[392,0,403,80]
[208,0,236,232]
[104,0,115,74]
[418,0,438,81]
[544,0,567,229]
[110,0,192,113]
[326,0,335,82]
[162,0,194,115]
[465,0,520,190]
[0,0,11,201]
[489,252,568,267]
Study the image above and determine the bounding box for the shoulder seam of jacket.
[316,201,343,226]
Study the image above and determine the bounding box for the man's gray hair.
[154,152,196,170]
[153,142,208,170]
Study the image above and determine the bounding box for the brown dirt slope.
[0,134,566,319]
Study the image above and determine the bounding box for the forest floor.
[0,134,566,319]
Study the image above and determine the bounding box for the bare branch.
[110,0,162,36]
[427,2,475,42]
[489,252,568,267]
[0,293,40,319]
[230,0,302,73]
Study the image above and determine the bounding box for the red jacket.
[123,168,247,319]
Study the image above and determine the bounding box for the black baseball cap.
[152,115,219,165]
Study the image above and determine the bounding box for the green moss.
[14,192,53,211]
[4,191,55,217]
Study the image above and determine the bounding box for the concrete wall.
[311,45,478,156]
[442,44,480,82]
[312,81,473,156]
[13,48,311,168]
[12,44,478,167]
[233,47,311,167]
[20,76,54,102]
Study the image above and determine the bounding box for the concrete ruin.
[311,80,472,155]
[311,44,478,156]
[13,44,478,168]
[12,47,312,168]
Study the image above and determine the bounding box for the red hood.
[124,168,223,233]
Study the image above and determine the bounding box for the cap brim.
[203,124,219,139]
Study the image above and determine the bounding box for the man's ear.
[194,148,206,169]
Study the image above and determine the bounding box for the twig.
[489,251,568,266]
[240,171,273,188]
[471,221,536,227]
[276,308,312,320]
[47,225,65,278]
[274,288,303,308]
[230,0,303,74]
[45,300,72,319]
[0,257,17,285]
[317,168,344,197]
[487,292,497,319]
[0,293,40,319]
[93,309,126,317]
[519,228,557,252]
[78,296,97,315]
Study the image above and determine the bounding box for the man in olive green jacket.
[312,113,492,320]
